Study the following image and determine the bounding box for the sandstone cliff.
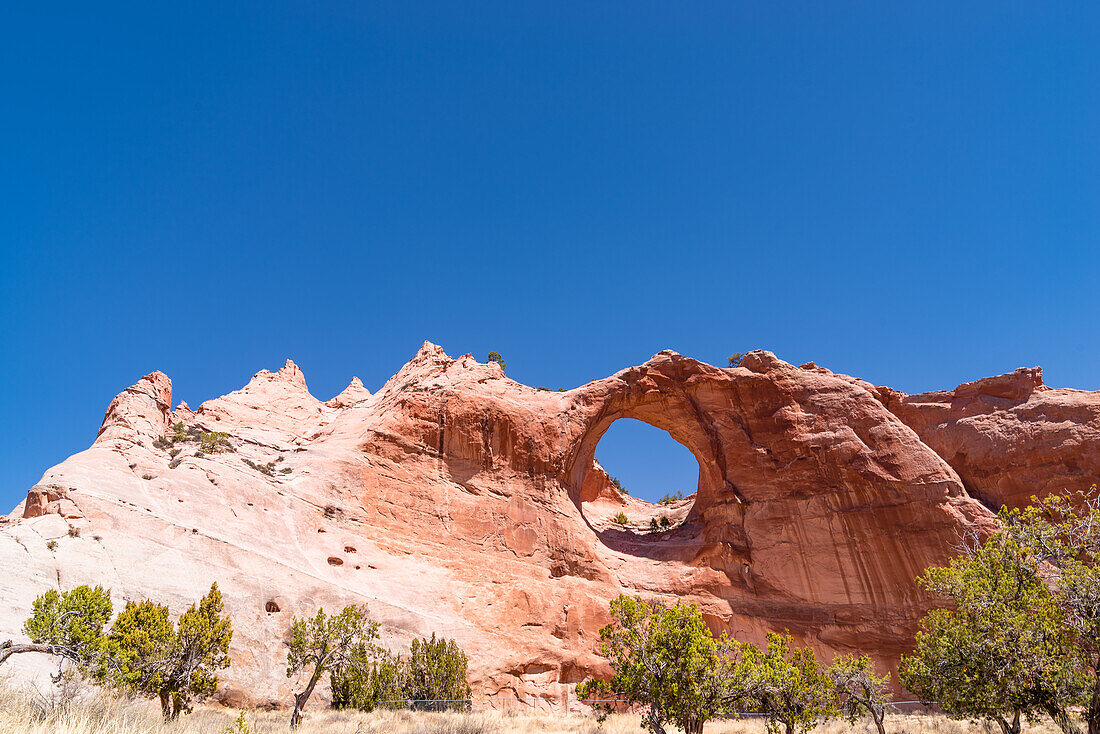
[1,345,1096,706]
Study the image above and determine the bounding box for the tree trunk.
[1089,671,1100,734]
[290,671,322,729]
[644,705,667,734]
[158,690,172,722]
[997,712,1021,734]
[683,716,704,734]
[871,706,887,734]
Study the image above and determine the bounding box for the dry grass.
[0,683,1067,734]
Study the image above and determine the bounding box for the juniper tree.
[286,605,378,728]
[827,654,891,734]
[403,633,472,710]
[107,583,233,721]
[577,595,758,734]
[751,632,837,734]
[899,528,1084,734]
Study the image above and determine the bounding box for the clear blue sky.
[3,2,1099,508]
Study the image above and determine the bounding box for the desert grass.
[0,683,1067,734]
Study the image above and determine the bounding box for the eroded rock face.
[881,368,1100,512]
[1,345,1094,707]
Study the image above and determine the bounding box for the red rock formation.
[1,345,1093,707]
[882,367,1100,511]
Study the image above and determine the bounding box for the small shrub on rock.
[612,512,629,526]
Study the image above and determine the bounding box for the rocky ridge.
[2,344,1097,707]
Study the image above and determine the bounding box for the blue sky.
[2,2,1098,507]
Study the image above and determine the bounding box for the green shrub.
[107,584,232,721]
[331,646,404,711]
[243,459,276,476]
[333,634,471,713]
[612,512,629,526]
[404,634,471,711]
[486,351,506,371]
[659,515,671,529]
[46,540,58,551]
[608,476,627,494]
[728,353,744,368]
[199,431,232,454]
[648,518,660,534]
[221,710,251,734]
[658,490,683,504]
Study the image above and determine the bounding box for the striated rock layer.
[1,345,1097,707]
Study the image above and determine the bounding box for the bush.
[612,512,629,526]
[331,647,404,711]
[658,490,683,504]
[728,353,744,368]
[608,476,628,494]
[659,515,671,529]
[331,633,471,713]
[649,517,660,533]
[199,431,232,454]
[106,584,232,721]
[486,351,506,372]
[243,458,276,476]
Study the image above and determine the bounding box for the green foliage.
[658,490,683,504]
[153,436,172,450]
[107,583,233,721]
[199,431,232,453]
[649,517,660,534]
[22,585,113,676]
[46,540,58,551]
[728,353,744,368]
[331,646,404,711]
[243,458,277,476]
[750,632,836,734]
[486,351,506,371]
[286,605,378,728]
[221,710,251,734]
[659,515,671,529]
[172,422,189,442]
[899,525,1085,734]
[577,595,757,734]
[404,634,472,710]
[608,476,627,494]
[331,634,472,712]
[612,512,629,526]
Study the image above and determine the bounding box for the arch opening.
[580,418,700,537]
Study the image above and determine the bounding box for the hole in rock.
[265,601,280,613]
[583,418,699,536]
[327,556,343,566]
[344,546,356,553]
